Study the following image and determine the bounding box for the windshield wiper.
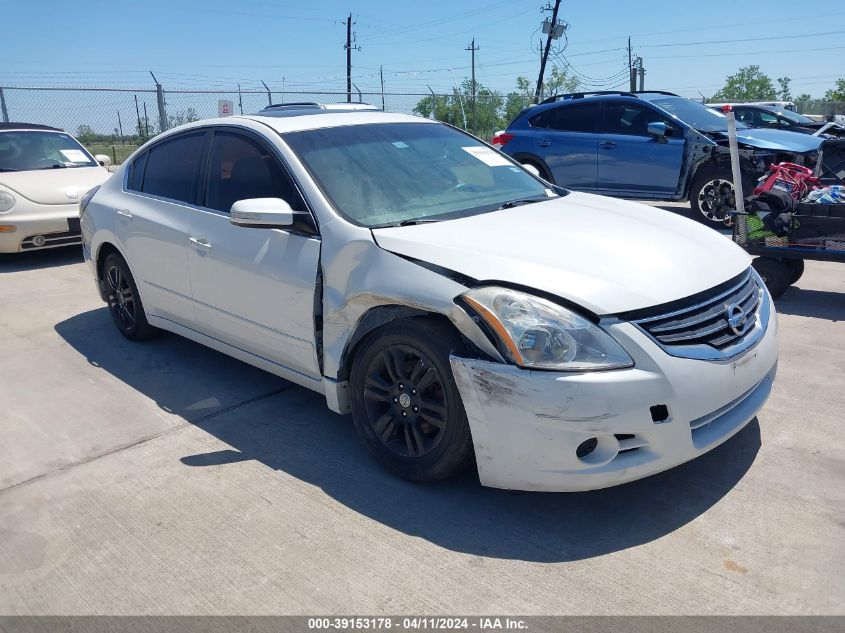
[499,196,549,209]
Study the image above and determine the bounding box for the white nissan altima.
[80,103,778,492]
[0,123,111,253]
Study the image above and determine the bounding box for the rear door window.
[141,133,205,204]
[533,102,601,133]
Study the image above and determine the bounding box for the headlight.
[461,286,633,371]
[0,191,15,213]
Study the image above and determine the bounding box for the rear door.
[115,131,208,324]
[531,102,599,190]
[186,128,322,379]
[596,101,685,198]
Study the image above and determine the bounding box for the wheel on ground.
[752,256,791,299]
[350,319,474,482]
[690,164,753,227]
[103,252,158,340]
[787,259,805,284]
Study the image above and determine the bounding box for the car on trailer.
[493,91,823,226]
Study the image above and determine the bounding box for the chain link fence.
[3,84,842,166]
[0,85,508,164]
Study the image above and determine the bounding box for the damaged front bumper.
[450,302,779,492]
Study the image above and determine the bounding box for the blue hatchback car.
[494,91,823,225]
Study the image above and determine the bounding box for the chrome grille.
[631,269,768,360]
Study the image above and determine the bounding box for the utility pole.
[344,14,360,103]
[628,37,635,92]
[465,38,479,134]
[631,57,645,91]
[534,0,564,103]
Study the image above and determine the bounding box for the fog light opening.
[576,437,597,458]
[32,235,46,247]
[576,435,620,465]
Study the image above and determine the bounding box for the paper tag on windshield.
[60,149,90,163]
[461,146,510,167]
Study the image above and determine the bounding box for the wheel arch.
[93,240,142,304]
[510,152,554,182]
[337,306,465,384]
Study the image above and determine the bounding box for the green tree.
[543,66,580,97]
[413,79,504,136]
[776,77,792,101]
[502,68,580,123]
[823,78,845,101]
[712,65,777,101]
[796,93,812,102]
[76,125,96,143]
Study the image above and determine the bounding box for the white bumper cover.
[450,296,779,492]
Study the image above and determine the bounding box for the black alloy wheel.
[362,345,448,458]
[102,252,157,341]
[350,319,474,482]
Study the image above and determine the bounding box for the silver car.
[81,103,778,492]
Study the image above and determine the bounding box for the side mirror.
[95,154,112,167]
[647,121,669,143]
[230,198,295,228]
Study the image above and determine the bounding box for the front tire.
[350,319,474,482]
[103,253,158,341]
[690,164,752,226]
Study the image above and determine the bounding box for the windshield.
[0,130,97,172]
[649,97,749,133]
[283,122,555,227]
[771,108,816,125]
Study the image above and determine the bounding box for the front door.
[596,102,685,198]
[186,129,322,379]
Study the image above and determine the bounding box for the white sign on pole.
[218,99,234,117]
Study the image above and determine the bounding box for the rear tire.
[690,164,753,227]
[752,256,791,299]
[350,318,474,482]
[787,259,805,284]
[103,253,158,341]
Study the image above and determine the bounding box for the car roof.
[180,109,434,135]
[0,122,63,132]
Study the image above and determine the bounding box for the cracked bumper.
[450,298,779,492]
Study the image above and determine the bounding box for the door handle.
[599,141,617,149]
[538,139,552,147]
[115,209,133,221]
[188,236,212,251]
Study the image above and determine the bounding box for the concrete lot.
[1,241,844,615]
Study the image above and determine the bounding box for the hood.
[372,192,750,315]
[730,127,823,153]
[0,167,110,205]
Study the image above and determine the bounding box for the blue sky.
[2,0,843,99]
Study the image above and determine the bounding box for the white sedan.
[80,103,778,491]
[0,123,110,253]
